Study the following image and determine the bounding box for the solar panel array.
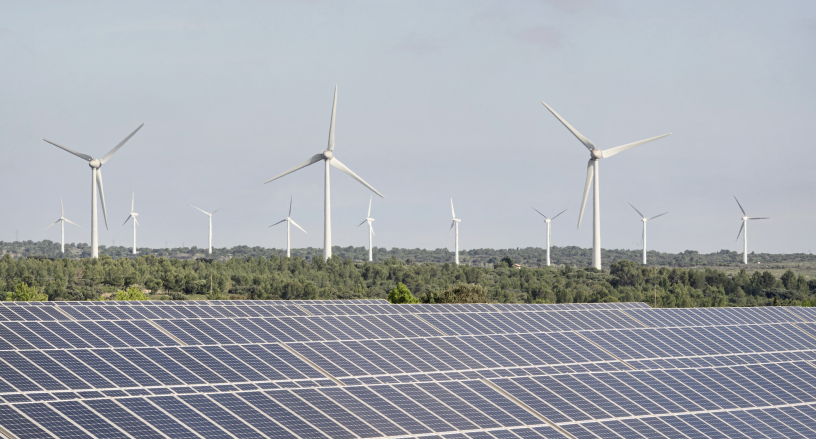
[2,299,816,438]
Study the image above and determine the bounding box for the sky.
[1,1,814,255]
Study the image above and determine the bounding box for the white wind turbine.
[43,124,144,258]
[629,203,667,265]
[191,205,219,254]
[270,197,307,258]
[45,198,80,254]
[448,199,462,265]
[532,208,567,267]
[265,86,384,261]
[734,196,769,265]
[357,196,375,262]
[122,192,139,255]
[541,102,670,270]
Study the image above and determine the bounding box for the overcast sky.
[1,1,814,255]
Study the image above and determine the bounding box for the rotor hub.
[322,150,333,160]
[642,218,647,222]
[89,159,101,169]
[590,149,603,159]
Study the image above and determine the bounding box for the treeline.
[3,240,815,268]
[1,253,814,307]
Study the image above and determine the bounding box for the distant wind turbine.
[45,198,80,254]
[43,124,144,258]
[532,208,567,267]
[448,199,461,265]
[270,197,307,258]
[357,196,375,262]
[191,205,219,254]
[734,196,769,265]
[122,192,139,255]
[541,102,670,270]
[629,203,667,265]
[265,86,384,261]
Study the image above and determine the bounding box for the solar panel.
[2,301,816,438]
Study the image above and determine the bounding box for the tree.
[388,283,419,304]
[116,286,147,301]
[6,283,48,301]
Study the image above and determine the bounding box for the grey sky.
[1,1,814,255]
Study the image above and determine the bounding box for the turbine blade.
[289,219,307,234]
[101,123,144,164]
[96,169,109,230]
[451,199,456,219]
[448,220,455,238]
[131,192,135,212]
[541,102,595,150]
[264,153,324,184]
[734,196,746,216]
[748,217,769,220]
[629,203,646,219]
[367,195,372,217]
[532,208,548,219]
[191,205,210,215]
[551,208,568,220]
[123,215,133,226]
[269,218,287,227]
[45,219,61,230]
[735,222,745,241]
[289,196,292,217]
[578,159,593,228]
[43,139,93,161]
[370,222,375,236]
[211,209,221,215]
[601,133,671,158]
[64,218,81,227]
[357,219,368,227]
[329,158,384,198]
[134,217,139,226]
[61,198,64,216]
[328,85,337,151]
[648,212,668,220]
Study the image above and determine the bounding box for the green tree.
[116,286,147,301]
[6,282,48,301]
[388,283,419,304]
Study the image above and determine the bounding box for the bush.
[116,286,147,301]
[422,283,489,304]
[5,283,48,301]
[388,283,420,304]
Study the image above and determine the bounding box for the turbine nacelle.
[590,149,603,160]
[88,159,102,169]
[322,150,333,160]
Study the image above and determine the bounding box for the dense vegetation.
[1,251,814,307]
[3,240,815,268]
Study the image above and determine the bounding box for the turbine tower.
[264,86,384,261]
[629,203,667,265]
[270,197,307,258]
[45,198,80,254]
[448,199,461,265]
[357,196,375,262]
[191,205,219,254]
[734,196,769,265]
[44,124,144,258]
[122,192,139,255]
[541,102,670,270]
[532,208,567,267]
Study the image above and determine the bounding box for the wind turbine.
[541,102,670,270]
[270,197,307,258]
[43,124,144,258]
[264,86,384,261]
[122,192,139,255]
[734,196,769,265]
[448,199,461,265]
[357,196,375,262]
[45,198,80,254]
[532,208,567,267]
[629,203,667,265]
[191,205,219,254]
